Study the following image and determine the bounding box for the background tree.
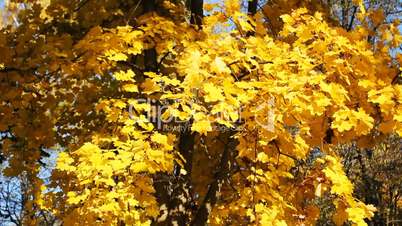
[339,135,402,225]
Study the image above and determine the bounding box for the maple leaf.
[191,120,212,135]
[212,57,231,74]
[105,50,128,61]
[203,83,225,102]
[122,84,139,92]
[1,1,401,225]
[114,70,135,81]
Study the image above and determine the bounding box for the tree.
[0,0,401,225]
[339,135,402,225]
[0,174,59,226]
[0,175,25,226]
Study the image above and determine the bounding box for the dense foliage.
[0,0,401,225]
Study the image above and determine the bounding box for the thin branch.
[347,6,358,31]
[272,139,298,161]
[74,0,91,12]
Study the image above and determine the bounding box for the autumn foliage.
[0,0,401,225]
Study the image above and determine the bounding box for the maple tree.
[0,0,401,225]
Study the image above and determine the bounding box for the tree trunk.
[191,133,236,226]
[248,0,258,15]
[153,1,204,225]
[143,0,157,73]
[162,1,205,224]
[190,0,204,26]
[246,0,258,36]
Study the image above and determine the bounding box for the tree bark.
[246,0,258,36]
[248,0,258,15]
[143,0,158,73]
[190,0,204,26]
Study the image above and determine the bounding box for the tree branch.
[190,0,204,27]
[347,6,358,31]
[191,132,236,226]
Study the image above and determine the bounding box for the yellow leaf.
[141,79,161,94]
[122,83,139,92]
[203,83,224,102]
[204,3,217,11]
[323,156,354,196]
[332,109,356,132]
[331,108,373,135]
[212,57,231,74]
[57,152,75,171]
[114,100,126,109]
[346,207,368,226]
[130,162,149,173]
[105,50,128,61]
[191,120,212,135]
[368,86,395,115]
[180,168,187,175]
[151,132,168,146]
[114,70,135,81]
[320,82,349,105]
[257,152,269,163]
[137,115,154,131]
